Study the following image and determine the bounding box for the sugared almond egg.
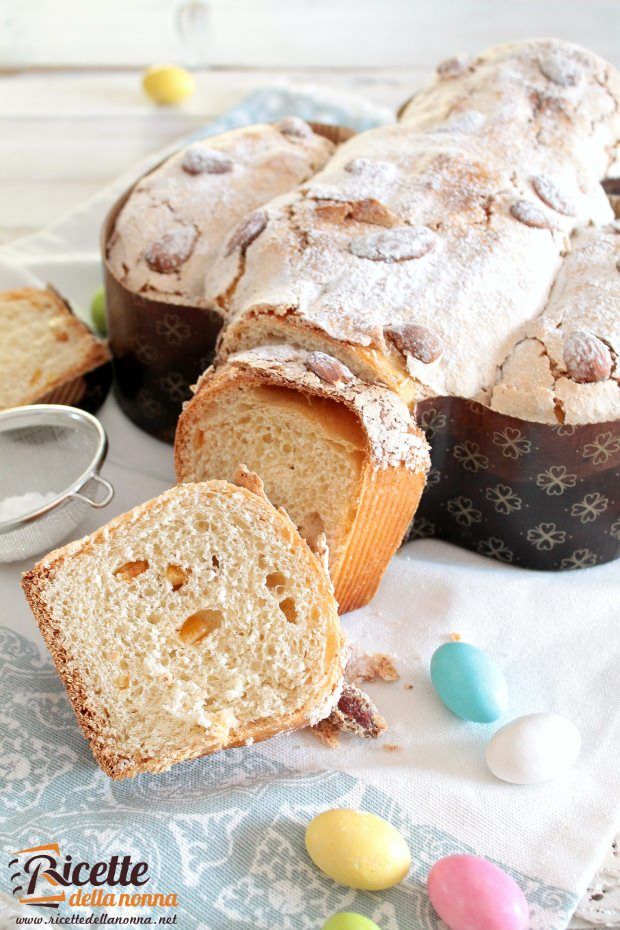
[485,712,581,784]
[322,914,381,930]
[430,642,508,723]
[305,809,411,890]
[142,65,195,105]
[428,854,529,930]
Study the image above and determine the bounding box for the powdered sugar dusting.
[538,50,583,87]
[432,109,487,134]
[183,40,620,427]
[532,175,577,216]
[510,200,554,229]
[349,226,437,262]
[107,123,334,306]
[210,40,619,417]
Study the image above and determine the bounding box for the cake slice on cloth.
[22,477,345,779]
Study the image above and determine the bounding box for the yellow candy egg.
[142,65,195,105]
[305,809,411,891]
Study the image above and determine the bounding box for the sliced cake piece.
[22,478,345,779]
[0,288,110,410]
[174,346,430,613]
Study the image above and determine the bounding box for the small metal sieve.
[0,405,114,563]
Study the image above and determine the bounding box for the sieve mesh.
[0,405,113,563]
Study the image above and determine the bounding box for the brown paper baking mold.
[101,122,355,443]
[34,361,112,416]
[407,396,619,570]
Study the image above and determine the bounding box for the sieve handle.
[70,474,114,509]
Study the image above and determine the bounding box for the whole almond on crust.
[532,175,577,216]
[349,226,436,262]
[144,227,198,273]
[385,323,443,364]
[510,200,554,229]
[306,351,355,385]
[563,330,613,383]
[437,56,470,78]
[538,52,583,87]
[181,148,234,175]
[277,116,313,139]
[225,210,268,257]
[344,158,398,181]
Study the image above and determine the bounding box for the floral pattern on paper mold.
[408,397,619,570]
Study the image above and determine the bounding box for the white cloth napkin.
[1,88,618,930]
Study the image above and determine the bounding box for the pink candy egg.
[427,854,529,930]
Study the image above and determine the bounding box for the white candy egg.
[485,712,581,785]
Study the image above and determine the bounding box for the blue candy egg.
[430,642,508,723]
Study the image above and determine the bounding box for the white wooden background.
[1,2,618,925]
[1,0,619,247]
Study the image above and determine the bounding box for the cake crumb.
[234,464,266,497]
[450,632,462,642]
[311,684,387,744]
[346,652,399,683]
[383,743,401,753]
[311,718,340,748]
[404,683,413,690]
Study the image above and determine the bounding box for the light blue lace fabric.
[185,85,394,140]
[1,627,576,929]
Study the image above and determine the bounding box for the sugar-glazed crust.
[490,226,620,424]
[209,39,620,426]
[106,122,334,309]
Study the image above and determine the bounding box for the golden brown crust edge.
[21,482,344,780]
[334,463,427,614]
[217,310,418,405]
[21,557,126,777]
[175,361,428,613]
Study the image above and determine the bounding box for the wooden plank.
[2,0,619,69]
[0,69,426,117]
